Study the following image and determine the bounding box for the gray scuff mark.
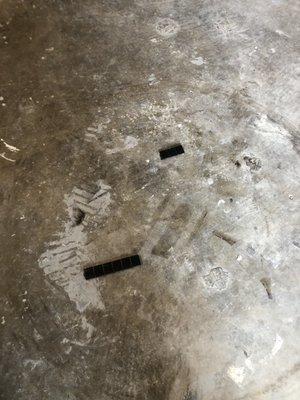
[213,230,237,246]
[243,155,262,171]
[260,277,273,299]
[155,18,180,38]
[203,267,230,291]
[141,197,203,260]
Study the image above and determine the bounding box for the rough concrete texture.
[0,1,299,399]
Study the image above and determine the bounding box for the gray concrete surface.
[0,1,299,399]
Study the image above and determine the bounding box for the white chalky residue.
[33,328,42,341]
[148,73,158,86]
[87,124,103,134]
[124,135,138,149]
[106,135,138,154]
[38,180,111,312]
[245,358,254,372]
[275,29,290,38]
[84,132,98,142]
[155,18,180,38]
[23,359,45,370]
[253,114,291,142]
[85,118,111,141]
[81,316,95,341]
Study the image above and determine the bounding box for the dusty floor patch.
[0,0,299,399]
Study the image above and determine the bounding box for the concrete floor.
[0,0,299,399]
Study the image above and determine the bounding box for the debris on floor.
[159,144,185,160]
[84,255,142,280]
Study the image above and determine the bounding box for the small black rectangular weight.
[159,144,185,160]
[84,254,142,280]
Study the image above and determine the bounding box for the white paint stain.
[271,334,283,356]
[0,152,15,162]
[245,358,254,372]
[275,29,290,38]
[0,138,20,152]
[217,199,231,214]
[227,365,246,387]
[191,56,205,66]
